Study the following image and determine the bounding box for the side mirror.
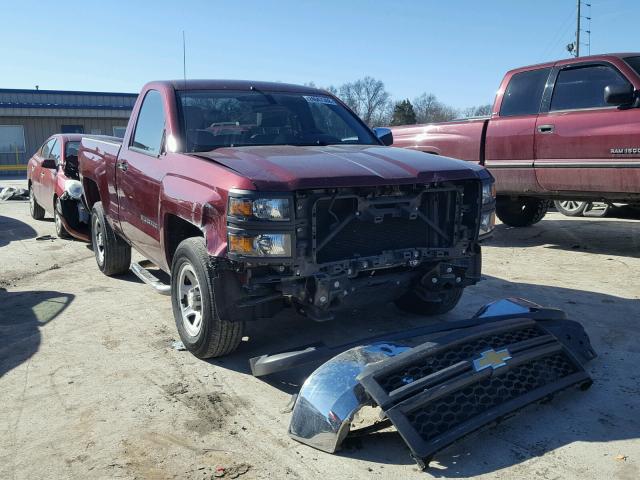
[42,158,57,169]
[373,127,393,146]
[604,84,634,106]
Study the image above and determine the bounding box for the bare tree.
[413,93,458,124]
[461,104,493,118]
[338,77,391,126]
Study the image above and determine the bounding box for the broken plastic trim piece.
[250,297,568,377]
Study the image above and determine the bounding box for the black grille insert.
[379,326,544,393]
[405,353,578,441]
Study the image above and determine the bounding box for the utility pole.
[567,1,590,58]
[576,0,581,57]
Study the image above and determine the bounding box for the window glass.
[0,125,26,153]
[50,140,61,165]
[40,138,56,158]
[65,141,80,159]
[500,68,550,117]
[550,65,631,111]
[177,90,377,152]
[132,90,165,155]
[624,56,640,77]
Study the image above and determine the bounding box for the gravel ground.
[1,178,639,479]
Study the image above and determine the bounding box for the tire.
[54,197,71,239]
[171,237,244,358]
[554,200,589,217]
[29,184,45,220]
[496,196,548,227]
[395,287,464,316]
[91,202,131,276]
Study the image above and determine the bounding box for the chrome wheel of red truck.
[90,202,131,276]
[554,200,589,217]
[29,184,45,220]
[171,238,243,358]
[176,263,203,337]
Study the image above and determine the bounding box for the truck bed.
[391,118,488,163]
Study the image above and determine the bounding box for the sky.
[1,0,638,109]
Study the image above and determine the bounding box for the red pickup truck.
[391,53,640,226]
[78,80,495,358]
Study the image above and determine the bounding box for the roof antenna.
[182,30,187,86]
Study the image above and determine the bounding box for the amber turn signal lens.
[228,234,255,255]
[228,198,253,217]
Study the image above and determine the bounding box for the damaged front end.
[281,298,596,467]
[58,179,90,241]
[227,179,493,320]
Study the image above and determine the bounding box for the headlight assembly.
[63,179,83,200]
[481,180,496,205]
[228,232,292,257]
[229,197,291,221]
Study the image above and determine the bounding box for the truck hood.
[192,144,487,190]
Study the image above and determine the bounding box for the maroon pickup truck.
[391,53,640,226]
[78,80,495,357]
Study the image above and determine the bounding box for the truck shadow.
[488,214,640,258]
[0,288,74,377]
[210,275,640,476]
[0,215,38,248]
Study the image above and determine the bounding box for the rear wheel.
[91,202,131,276]
[54,197,71,238]
[554,200,589,217]
[171,237,244,358]
[395,287,464,316]
[29,184,45,220]
[496,196,548,227]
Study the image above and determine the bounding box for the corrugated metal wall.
[0,116,129,172]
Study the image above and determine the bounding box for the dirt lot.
[1,179,639,480]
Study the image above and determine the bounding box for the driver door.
[534,62,640,193]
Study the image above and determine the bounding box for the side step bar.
[130,260,171,296]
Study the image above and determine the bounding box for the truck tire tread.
[91,202,131,276]
[496,196,548,227]
[395,287,464,316]
[171,237,243,358]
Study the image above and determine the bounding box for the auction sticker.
[303,95,337,105]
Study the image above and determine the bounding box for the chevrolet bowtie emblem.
[473,348,512,372]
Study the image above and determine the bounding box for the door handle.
[537,124,555,134]
[117,160,128,172]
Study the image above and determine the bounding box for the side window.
[41,138,55,158]
[50,140,61,165]
[500,68,551,117]
[131,90,165,156]
[550,64,631,111]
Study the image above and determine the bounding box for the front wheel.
[171,237,244,358]
[29,184,45,220]
[54,197,71,238]
[91,202,131,276]
[496,196,548,227]
[395,287,464,316]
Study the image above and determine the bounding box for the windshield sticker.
[303,95,337,105]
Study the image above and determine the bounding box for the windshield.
[624,56,640,77]
[177,90,378,153]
